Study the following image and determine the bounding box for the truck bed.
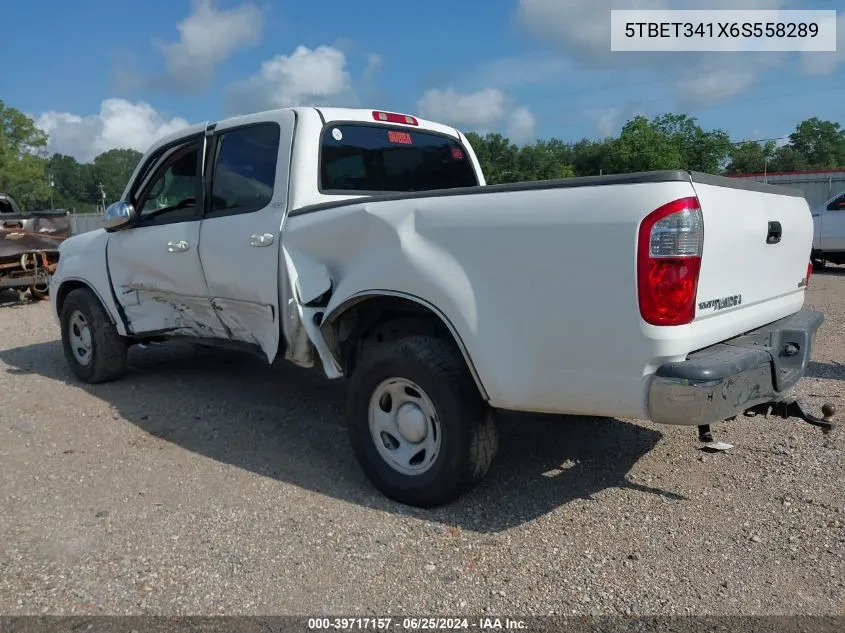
[284,169,813,420]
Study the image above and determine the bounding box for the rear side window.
[208,123,280,217]
[320,124,478,193]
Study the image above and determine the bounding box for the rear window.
[320,124,478,193]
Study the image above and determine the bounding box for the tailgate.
[691,176,812,324]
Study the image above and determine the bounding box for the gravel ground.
[0,269,843,616]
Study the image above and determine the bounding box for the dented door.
[107,132,222,338]
[196,110,295,361]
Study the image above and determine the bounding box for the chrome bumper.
[648,309,824,426]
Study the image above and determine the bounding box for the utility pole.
[48,173,55,209]
[97,182,107,213]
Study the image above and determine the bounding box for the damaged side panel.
[118,286,228,339]
[280,244,341,376]
[106,222,223,338]
[210,297,276,354]
[280,201,480,385]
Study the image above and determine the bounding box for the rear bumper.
[647,309,824,426]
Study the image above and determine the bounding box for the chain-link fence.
[69,213,103,235]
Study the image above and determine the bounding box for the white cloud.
[36,99,191,163]
[517,0,788,60]
[225,45,353,115]
[363,53,383,83]
[515,0,799,107]
[595,108,622,137]
[417,87,536,144]
[361,53,383,101]
[675,52,785,108]
[507,107,537,144]
[417,88,508,128]
[800,12,845,76]
[475,53,571,88]
[127,0,263,93]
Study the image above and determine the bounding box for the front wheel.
[346,335,498,507]
[59,288,128,383]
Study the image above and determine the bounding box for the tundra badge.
[698,295,742,312]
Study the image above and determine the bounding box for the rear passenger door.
[197,110,296,361]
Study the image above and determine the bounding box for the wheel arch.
[55,279,117,325]
[320,290,489,402]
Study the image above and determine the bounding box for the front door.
[197,110,295,361]
[820,192,845,252]
[107,132,223,337]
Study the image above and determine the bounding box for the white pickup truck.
[51,106,831,507]
[811,188,845,269]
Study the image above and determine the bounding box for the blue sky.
[2,0,843,162]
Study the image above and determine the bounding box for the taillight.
[806,261,812,288]
[637,197,704,326]
[372,110,419,126]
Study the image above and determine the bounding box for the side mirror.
[103,201,136,231]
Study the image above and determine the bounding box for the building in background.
[728,169,845,208]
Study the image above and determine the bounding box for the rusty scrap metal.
[0,208,71,298]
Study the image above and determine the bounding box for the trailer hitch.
[743,399,837,434]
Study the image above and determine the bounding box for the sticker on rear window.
[388,130,413,145]
[332,128,343,141]
[452,147,464,160]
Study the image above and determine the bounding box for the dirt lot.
[1,270,843,616]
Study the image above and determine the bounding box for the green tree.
[786,117,845,169]
[90,148,143,204]
[515,139,574,181]
[466,132,520,184]
[608,115,684,173]
[0,99,51,210]
[768,145,809,172]
[725,140,777,175]
[2,154,52,210]
[570,139,613,176]
[47,153,95,209]
[652,113,732,173]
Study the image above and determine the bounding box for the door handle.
[812,213,820,217]
[250,233,274,247]
[766,221,782,244]
[167,240,190,252]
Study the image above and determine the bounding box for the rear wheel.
[346,335,498,507]
[60,288,128,383]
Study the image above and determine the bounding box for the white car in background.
[811,188,845,269]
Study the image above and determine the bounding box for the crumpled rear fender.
[280,201,488,394]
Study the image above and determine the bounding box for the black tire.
[60,288,128,383]
[346,335,498,507]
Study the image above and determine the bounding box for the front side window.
[828,194,845,211]
[320,124,478,193]
[136,143,201,223]
[208,123,280,218]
